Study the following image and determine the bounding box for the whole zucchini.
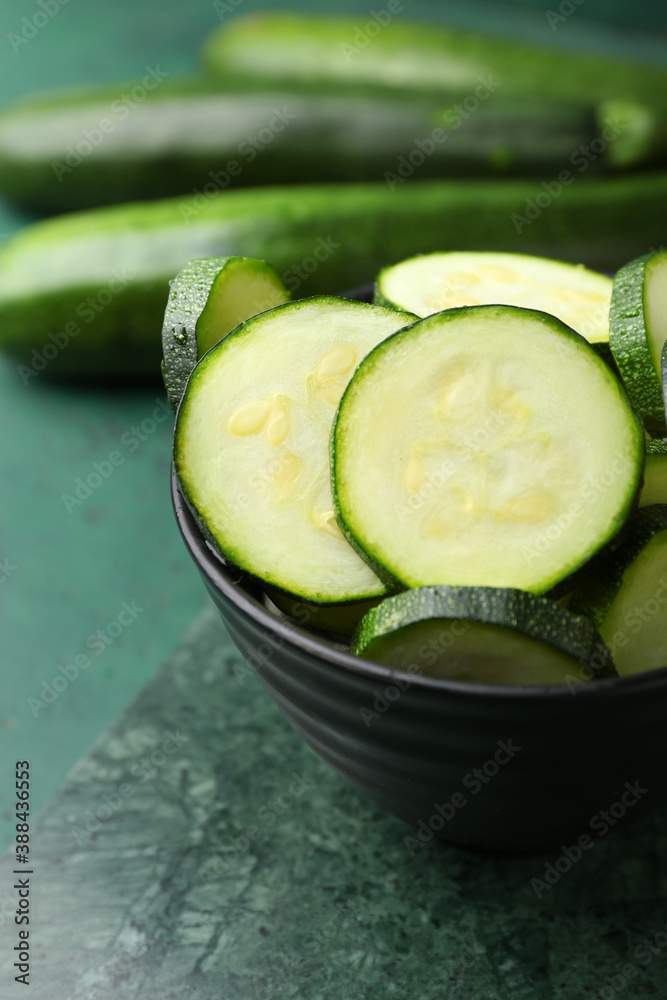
[203,12,667,164]
[0,76,616,213]
[3,173,667,380]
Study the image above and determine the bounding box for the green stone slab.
[2,607,667,999]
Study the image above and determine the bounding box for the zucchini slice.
[162,256,289,412]
[332,304,644,594]
[266,589,381,636]
[174,296,415,606]
[352,585,616,685]
[570,506,667,676]
[640,439,667,507]
[610,249,667,437]
[375,251,612,347]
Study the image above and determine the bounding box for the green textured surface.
[2,607,667,999]
[352,585,616,679]
[0,0,666,978]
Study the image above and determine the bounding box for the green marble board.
[1,607,667,999]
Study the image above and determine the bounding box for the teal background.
[0,0,666,851]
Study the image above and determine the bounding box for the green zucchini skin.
[569,505,667,626]
[0,77,607,213]
[162,258,226,413]
[161,256,289,412]
[203,13,667,161]
[4,174,667,379]
[352,585,617,681]
[610,251,667,438]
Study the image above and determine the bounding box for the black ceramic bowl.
[171,287,667,854]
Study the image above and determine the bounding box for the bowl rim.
[171,468,667,703]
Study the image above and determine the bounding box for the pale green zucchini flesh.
[375,251,612,346]
[570,507,667,677]
[174,296,415,605]
[332,304,644,594]
[640,440,667,507]
[352,585,616,685]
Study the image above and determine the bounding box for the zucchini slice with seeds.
[610,249,667,437]
[162,256,289,412]
[352,585,616,685]
[374,251,612,348]
[570,506,667,676]
[174,296,415,608]
[332,304,644,594]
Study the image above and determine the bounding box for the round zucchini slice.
[374,251,612,347]
[352,585,616,685]
[332,304,644,594]
[570,506,667,676]
[162,256,290,412]
[609,249,667,437]
[640,439,667,507]
[174,296,415,606]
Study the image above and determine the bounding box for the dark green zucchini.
[161,256,289,412]
[352,585,616,685]
[610,249,667,437]
[4,174,667,380]
[0,76,616,213]
[203,13,667,163]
